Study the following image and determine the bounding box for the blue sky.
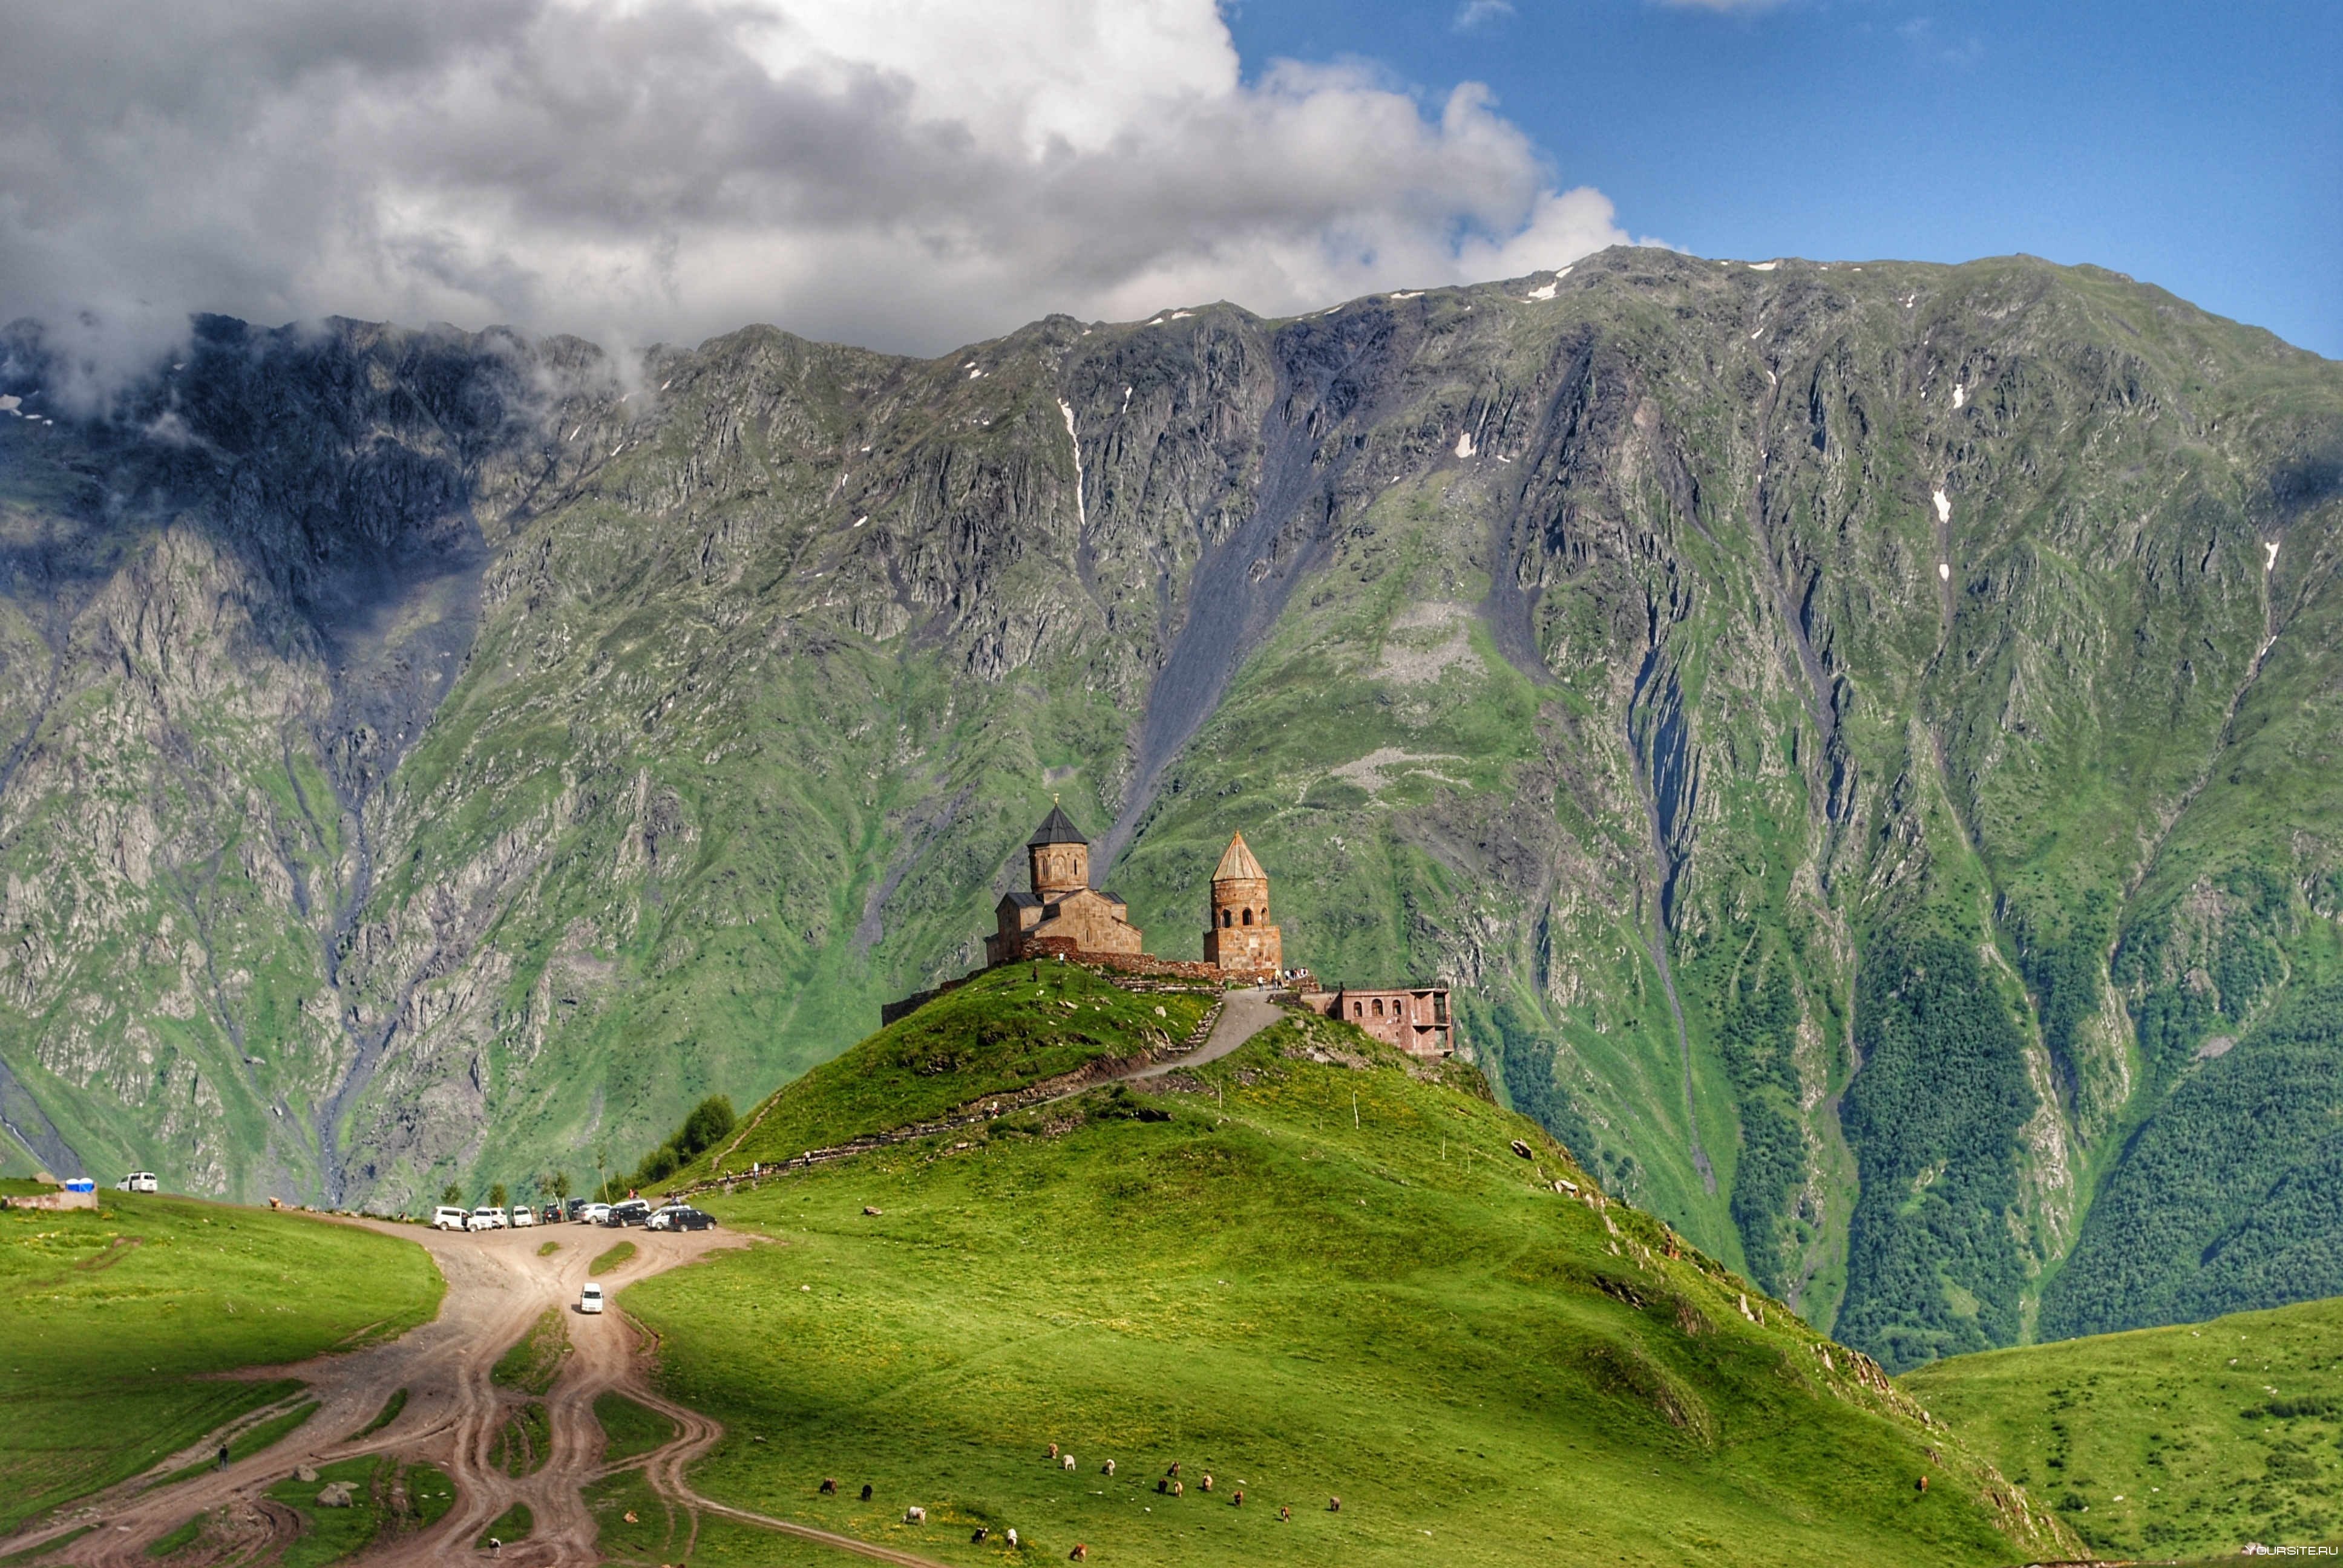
[1227,0,2342,356]
[3,1,2332,362]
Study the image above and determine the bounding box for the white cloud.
[1652,0,1789,12]
[0,0,1635,379]
[1454,0,1516,30]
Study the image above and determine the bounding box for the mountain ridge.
[1,246,2339,1370]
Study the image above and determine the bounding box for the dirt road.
[0,1006,1294,1566]
[1122,986,1283,1079]
[0,1219,844,1568]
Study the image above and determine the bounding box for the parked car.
[541,1204,563,1224]
[116,1172,159,1194]
[647,1206,715,1232]
[469,1206,507,1230]
[431,1205,470,1231]
[578,1282,604,1315]
[576,1202,612,1226]
[510,1205,536,1227]
[606,1199,651,1227]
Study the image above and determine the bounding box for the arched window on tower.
[1221,909,1232,928]
[1241,908,1253,926]
[1373,998,1385,1017]
[1353,1001,1363,1018]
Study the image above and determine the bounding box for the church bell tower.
[1203,831,1280,979]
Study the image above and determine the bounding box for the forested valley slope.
[1,247,2338,1368]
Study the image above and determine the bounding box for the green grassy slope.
[1906,1295,2343,1559]
[683,962,1216,1178]
[0,1195,442,1532]
[623,1008,2071,1567]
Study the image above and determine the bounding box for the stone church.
[983,803,1147,965]
[948,804,1454,1057]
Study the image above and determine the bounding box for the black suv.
[647,1206,715,1232]
[606,1198,652,1227]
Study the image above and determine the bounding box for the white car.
[577,1203,612,1226]
[117,1172,159,1194]
[578,1282,604,1315]
[431,1205,470,1231]
[469,1206,507,1230]
[510,1206,536,1227]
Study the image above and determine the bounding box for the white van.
[431,1205,470,1231]
[510,1206,536,1228]
[117,1172,159,1194]
[470,1206,507,1230]
[578,1282,604,1315]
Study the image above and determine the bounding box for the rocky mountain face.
[1,249,2338,1368]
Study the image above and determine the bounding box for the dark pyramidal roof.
[1027,803,1089,847]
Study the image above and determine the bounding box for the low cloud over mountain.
[0,0,1631,384]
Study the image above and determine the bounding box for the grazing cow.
[1172,1481,1184,1497]
[1279,1506,1291,1521]
[819,1478,837,1495]
[1101,1459,1115,1475]
[905,1506,926,1524]
[1167,1462,1181,1476]
[971,1527,989,1543]
[860,1484,873,1501]
[1156,1479,1168,1495]
[1070,1547,1088,1561]
[1062,1454,1077,1471]
[1232,1491,1244,1507]
[1049,1443,1060,1459]
[1328,1496,1342,1512]
[1917,1475,1929,1494]
[1007,1529,1020,1548]
[1200,1474,1213,1492]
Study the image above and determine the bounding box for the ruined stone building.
[1300,987,1455,1058]
[1201,831,1281,981]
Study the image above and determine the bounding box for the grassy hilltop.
[680,963,1218,1180]
[0,1194,441,1534]
[620,986,2074,1567]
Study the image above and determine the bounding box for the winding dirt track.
[2,998,1294,1567]
[0,1221,957,1568]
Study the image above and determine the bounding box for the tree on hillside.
[440,1183,464,1206]
[551,1171,571,1200]
[681,1096,736,1154]
[488,1181,508,1209]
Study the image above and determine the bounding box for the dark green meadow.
[1907,1294,2343,1560]
[0,1195,441,1533]
[621,1013,2065,1567]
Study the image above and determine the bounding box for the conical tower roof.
[1027,803,1089,848]
[1211,831,1267,882]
